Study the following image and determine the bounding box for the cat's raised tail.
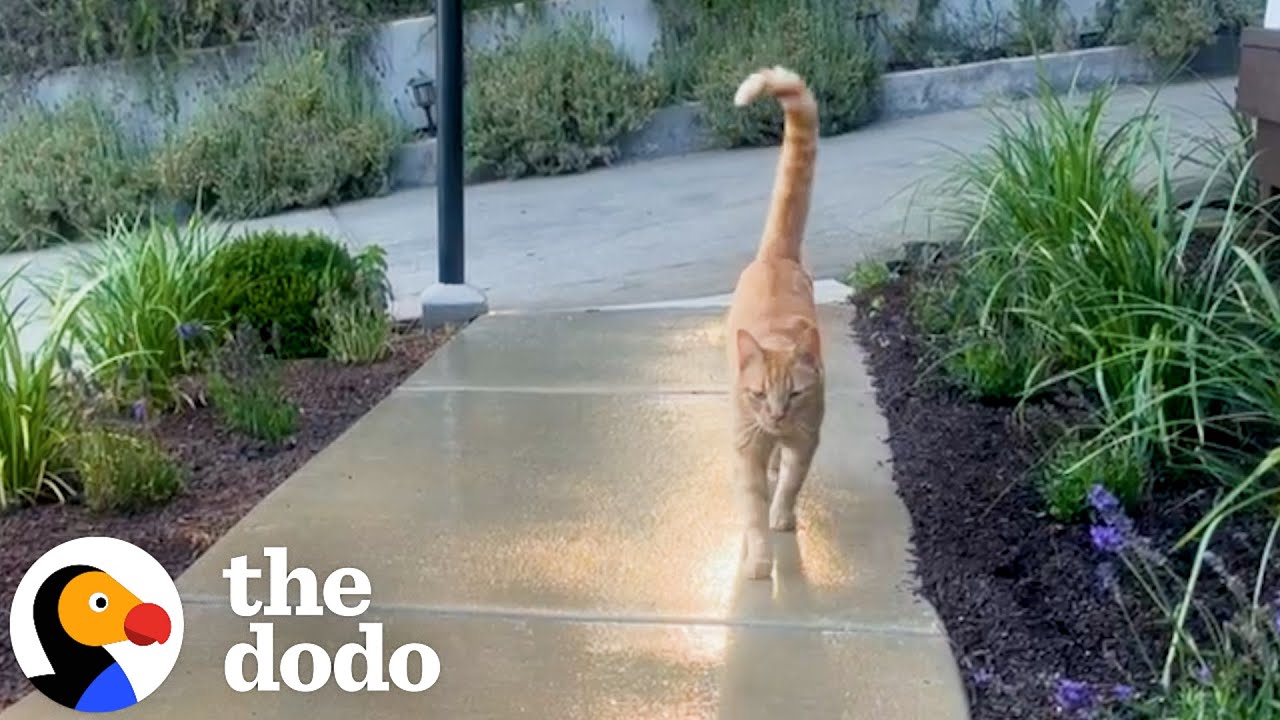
[734,66,818,264]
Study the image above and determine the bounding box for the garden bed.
[851,276,1278,719]
[0,326,451,710]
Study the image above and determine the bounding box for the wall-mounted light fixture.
[408,73,437,137]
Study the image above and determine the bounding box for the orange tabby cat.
[725,66,825,581]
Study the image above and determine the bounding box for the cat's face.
[735,328,821,434]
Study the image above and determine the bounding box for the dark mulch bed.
[0,328,451,709]
[850,276,1275,718]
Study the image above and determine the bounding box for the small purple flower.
[1272,605,1280,636]
[177,322,205,341]
[1110,684,1135,703]
[1054,678,1097,715]
[1090,525,1125,553]
[1088,484,1121,514]
[1095,561,1118,595]
[1193,662,1212,686]
[130,399,147,423]
[971,667,995,687]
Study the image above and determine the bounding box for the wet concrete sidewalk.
[3,299,969,718]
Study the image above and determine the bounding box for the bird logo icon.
[10,537,185,713]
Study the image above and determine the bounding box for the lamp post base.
[420,282,489,331]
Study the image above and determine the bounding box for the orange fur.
[725,66,826,581]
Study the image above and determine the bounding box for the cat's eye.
[789,390,803,398]
[750,390,765,400]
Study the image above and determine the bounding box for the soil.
[850,276,1276,718]
[0,328,451,709]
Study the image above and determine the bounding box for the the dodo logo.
[9,537,184,713]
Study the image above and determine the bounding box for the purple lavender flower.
[1110,684,1135,703]
[130,399,147,423]
[1088,484,1121,514]
[1087,483,1136,539]
[1054,678,1097,715]
[1090,525,1125,553]
[1095,561,1118,595]
[176,322,205,341]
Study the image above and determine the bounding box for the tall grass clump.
[0,99,152,252]
[315,245,393,364]
[687,0,881,147]
[935,77,1277,513]
[0,271,106,508]
[464,16,659,179]
[208,325,299,442]
[73,426,185,512]
[55,213,226,408]
[156,39,402,219]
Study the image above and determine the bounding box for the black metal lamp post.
[437,0,464,286]
[408,74,437,137]
[419,0,487,329]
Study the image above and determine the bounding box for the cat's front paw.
[769,506,797,532]
[741,555,773,580]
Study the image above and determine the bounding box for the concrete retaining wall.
[0,0,1218,194]
[0,0,1124,139]
[389,43,1163,189]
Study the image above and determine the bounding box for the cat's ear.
[794,325,821,369]
[736,329,763,370]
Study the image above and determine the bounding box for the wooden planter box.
[1238,27,1280,195]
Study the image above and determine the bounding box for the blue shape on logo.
[75,663,137,713]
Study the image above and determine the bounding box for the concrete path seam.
[174,595,945,638]
[392,386,871,396]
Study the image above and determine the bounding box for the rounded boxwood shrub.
[210,230,358,359]
[0,99,152,251]
[155,41,401,219]
[692,0,882,148]
[464,16,659,178]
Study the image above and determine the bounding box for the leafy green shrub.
[910,276,959,336]
[210,230,358,359]
[0,0,454,77]
[1103,0,1261,66]
[1038,433,1148,520]
[0,99,151,251]
[156,41,401,219]
[58,214,226,407]
[208,325,299,442]
[72,427,184,512]
[880,0,1011,70]
[1007,0,1076,56]
[846,260,891,294]
[464,16,659,178]
[0,271,105,508]
[943,328,1042,400]
[690,0,881,148]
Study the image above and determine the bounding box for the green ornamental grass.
[0,270,107,508]
[56,213,226,408]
